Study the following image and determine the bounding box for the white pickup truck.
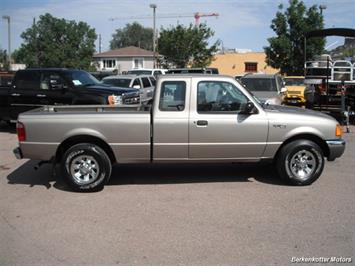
[14,75,345,191]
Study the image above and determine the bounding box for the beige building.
[209,52,279,77]
[92,46,155,73]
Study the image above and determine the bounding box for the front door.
[189,80,268,160]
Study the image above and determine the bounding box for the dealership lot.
[0,122,354,265]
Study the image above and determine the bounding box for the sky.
[1,0,355,54]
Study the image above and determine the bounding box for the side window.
[153,70,162,76]
[141,77,151,88]
[132,78,141,88]
[14,71,40,90]
[149,77,156,86]
[41,72,66,90]
[197,81,248,113]
[159,81,186,111]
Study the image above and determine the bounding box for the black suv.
[0,68,139,121]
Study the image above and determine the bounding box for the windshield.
[63,70,99,86]
[284,78,304,86]
[241,78,277,92]
[103,78,131,87]
[127,70,151,75]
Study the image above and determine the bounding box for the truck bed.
[18,104,152,162]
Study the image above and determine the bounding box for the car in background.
[167,68,219,74]
[240,73,286,105]
[0,68,140,122]
[127,68,167,77]
[283,76,306,106]
[102,75,156,103]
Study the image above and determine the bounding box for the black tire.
[61,143,112,192]
[276,139,324,186]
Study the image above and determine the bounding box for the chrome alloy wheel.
[70,155,99,185]
[290,150,316,180]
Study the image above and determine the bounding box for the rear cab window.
[159,81,186,111]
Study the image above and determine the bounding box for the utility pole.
[2,15,11,66]
[149,3,157,68]
[99,34,102,53]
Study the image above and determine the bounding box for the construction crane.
[109,12,219,26]
[194,12,219,26]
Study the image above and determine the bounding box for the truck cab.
[152,75,268,161]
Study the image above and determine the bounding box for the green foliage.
[0,48,9,70]
[157,23,219,68]
[110,22,153,50]
[264,0,325,75]
[15,13,97,70]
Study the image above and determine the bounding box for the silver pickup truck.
[13,75,345,191]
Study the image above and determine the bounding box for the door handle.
[36,94,47,98]
[11,93,21,97]
[196,120,208,126]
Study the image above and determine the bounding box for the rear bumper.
[13,147,23,159]
[326,139,345,161]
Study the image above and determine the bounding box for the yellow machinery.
[284,76,306,105]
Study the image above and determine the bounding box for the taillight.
[16,122,26,142]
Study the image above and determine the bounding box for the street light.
[2,15,11,66]
[149,3,157,68]
[319,4,327,15]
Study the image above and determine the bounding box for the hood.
[252,91,282,105]
[79,84,138,95]
[264,104,334,120]
[286,85,305,92]
[252,91,279,101]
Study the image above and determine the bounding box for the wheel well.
[55,135,116,164]
[274,134,330,160]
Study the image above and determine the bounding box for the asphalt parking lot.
[0,122,354,265]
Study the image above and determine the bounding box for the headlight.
[108,95,122,105]
[122,91,141,104]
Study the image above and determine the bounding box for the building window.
[103,59,116,69]
[245,62,257,72]
[133,58,144,69]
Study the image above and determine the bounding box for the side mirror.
[241,101,256,114]
[280,87,287,94]
[133,85,141,89]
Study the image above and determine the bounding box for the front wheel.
[61,143,112,192]
[276,140,324,186]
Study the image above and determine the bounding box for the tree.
[264,0,325,75]
[0,48,9,70]
[157,23,219,68]
[110,22,153,50]
[14,13,97,70]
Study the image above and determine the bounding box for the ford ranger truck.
[13,75,345,191]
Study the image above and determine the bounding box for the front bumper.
[326,139,345,161]
[13,147,23,159]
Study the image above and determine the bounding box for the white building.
[92,46,155,73]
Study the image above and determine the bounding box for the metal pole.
[2,16,11,66]
[150,4,157,68]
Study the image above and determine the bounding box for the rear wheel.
[276,139,324,186]
[61,143,112,192]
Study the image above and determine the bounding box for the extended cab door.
[153,79,190,161]
[188,79,268,160]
